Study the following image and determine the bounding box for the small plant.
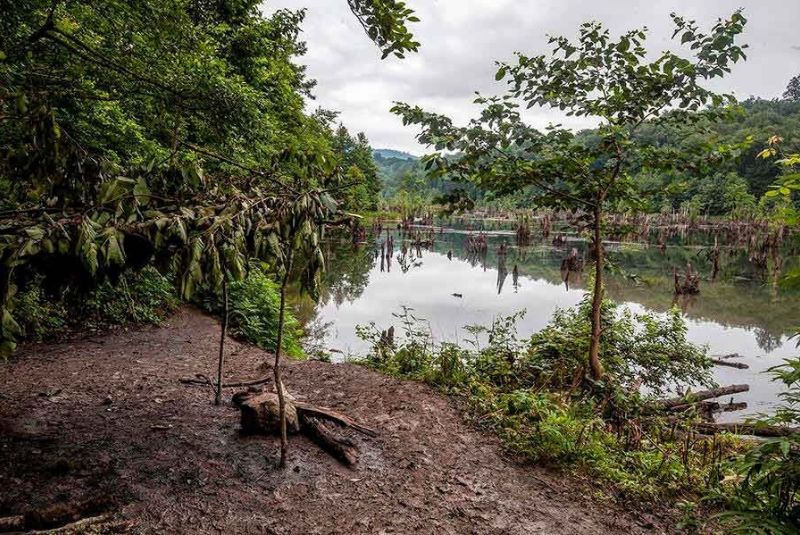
[203,267,303,359]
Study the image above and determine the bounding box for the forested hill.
[373,148,417,161]
[375,97,800,215]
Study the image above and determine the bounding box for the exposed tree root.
[234,391,376,466]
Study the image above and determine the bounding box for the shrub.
[11,266,177,344]
[715,350,800,533]
[203,267,303,359]
[356,301,727,500]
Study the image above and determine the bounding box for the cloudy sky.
[263,1,800,154]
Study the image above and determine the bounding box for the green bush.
[204,268,304,359]
[12,266,178,344]
[356,301,730,500]
[714,353,800,534]
[82,267,179,327]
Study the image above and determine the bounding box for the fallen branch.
[180,374,271,389]
[660,384,749,410]
[28,514,112,534]
[294,401,378,437]
[301,415,359,465]
[711,358,749,369]
[668,400,748,415]
[236,391,377,465]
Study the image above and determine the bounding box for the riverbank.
[0,307,675,534]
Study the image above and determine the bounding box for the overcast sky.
[263,1,800,154]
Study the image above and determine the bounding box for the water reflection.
[299,223,800,420]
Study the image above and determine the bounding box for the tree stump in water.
[235,391,376,466]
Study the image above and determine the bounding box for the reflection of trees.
[319,240,375,307]
[755,328,784,353]
[427,226,800,341]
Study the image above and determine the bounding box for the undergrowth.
[11,266,178,344]
[200,266,304,359]
[9,263,303,360]
[354,300,741,502]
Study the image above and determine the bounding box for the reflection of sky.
[315,248,797,420]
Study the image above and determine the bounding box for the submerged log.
[660,384,749,409]
[711,358,750,369]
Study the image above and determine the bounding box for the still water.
[299,220,800,421]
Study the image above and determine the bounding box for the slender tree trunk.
[274,250,293,468]
[215,279,229,406]
[588,204,605,380]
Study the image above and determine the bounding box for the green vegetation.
[201,266,303,358]
[11,266,177,343]
[714,352,800,534]
[394,11,748,380]
[0,0,419,355]
[355,301,734,500]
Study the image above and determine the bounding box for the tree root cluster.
[233,390,377,466]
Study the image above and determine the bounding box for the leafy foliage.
[0,0,418,353]
[785,74,800,102]
[715,350,800,534]
[7,266,177,349]
[355,303,724,499]
[393,11,748,381]
[202,266,303,358]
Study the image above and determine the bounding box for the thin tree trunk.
[274,250,293,468]
[588,204,604,380]
[215,279,229,406]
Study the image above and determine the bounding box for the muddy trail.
[0,307,674,534]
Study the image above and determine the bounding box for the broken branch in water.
[710,358,749,369]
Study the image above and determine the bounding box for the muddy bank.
[0,307,673,534]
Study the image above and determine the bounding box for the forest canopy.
[0,0,416,353]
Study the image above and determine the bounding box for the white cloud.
[264,0,800,154]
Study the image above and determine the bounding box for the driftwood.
[668,400,748,419]
[694,422,800,438]
[660,384,749,410]
[715,352,745,360]
[235,391,376,466]
[711,358,750,369]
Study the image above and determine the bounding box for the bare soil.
[0,307,674,534]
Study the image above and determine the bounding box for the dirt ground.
[0,307,676,534]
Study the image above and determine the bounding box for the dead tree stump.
[234,391,376,466]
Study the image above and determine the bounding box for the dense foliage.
[12,266,178,340]
[355,302,726,499]
[0,0,418,354]
[394,11,748,380]
[715,352,800,534]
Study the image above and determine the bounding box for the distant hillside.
[373,148,418,161]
